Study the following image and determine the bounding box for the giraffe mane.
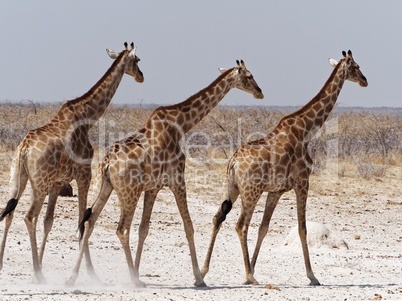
[58,49,128,110]
[154,67,235,112]
[243,56,345,147]
[277,57,344,123]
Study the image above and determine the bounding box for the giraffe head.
[329,50,367,87]
[220,60,264,99]
[107,42,144,83]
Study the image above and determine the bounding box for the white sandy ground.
[0,159,401,301]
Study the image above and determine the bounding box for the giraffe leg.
[0,157,28,270]
[201,187,239,278]
[38,183,62,265]
[236,207,258,285]
[295,185,320,286]
[24,190,47,284]
[133,188,160,287]
[0,211,15,271]
[235,191,262,285]
[115,191,142,287]
[250,192,282,273]
[170,183,206,287]
[66,208,98,286]
[75,170,97,279]
[66,173,113,286]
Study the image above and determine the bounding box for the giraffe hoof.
[65,272,80,287]
[194,280,207,287]
[309,281,321,286]
[65,280,73,287]
[32,273,47,285]
[243,278,259,285]
[65,277,76,287]
[134,279,147,288]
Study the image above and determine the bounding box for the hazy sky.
[0,1,401,108]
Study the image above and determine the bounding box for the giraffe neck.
[52,50,128,130]
[282,62,347,141]
[151,68,237,134]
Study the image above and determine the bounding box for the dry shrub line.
[0,102,400,179]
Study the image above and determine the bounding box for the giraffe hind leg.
[0,167,28,270]
[202,187,239,279]
[0,198,19,268]
[75,207,101,283]
[133,189,160,287]
[38,183,63,265]
[66,181,113,287]
[0,208,16,270]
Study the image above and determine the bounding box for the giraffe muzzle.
[254,86,264,99]
[359,77,368,87]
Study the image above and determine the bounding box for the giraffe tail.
[0,199,18,222]
[77,207,92,241]
[214,199,233,230]
[0,143,27,222]
[76,154,113,241]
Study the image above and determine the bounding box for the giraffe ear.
[128,47,137,58]
[328,58,338,67]
[106,49,120,59]
[218,68,228,74]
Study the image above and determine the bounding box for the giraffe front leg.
[171,184,206,287]
[295,186,320,286]
[24,192,47,284]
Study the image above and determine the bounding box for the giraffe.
[66,60,264,287]
[0,42,144,283]
[201,50,368,285]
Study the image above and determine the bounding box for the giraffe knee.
[116,225,130,241]
[24,213,37,225]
